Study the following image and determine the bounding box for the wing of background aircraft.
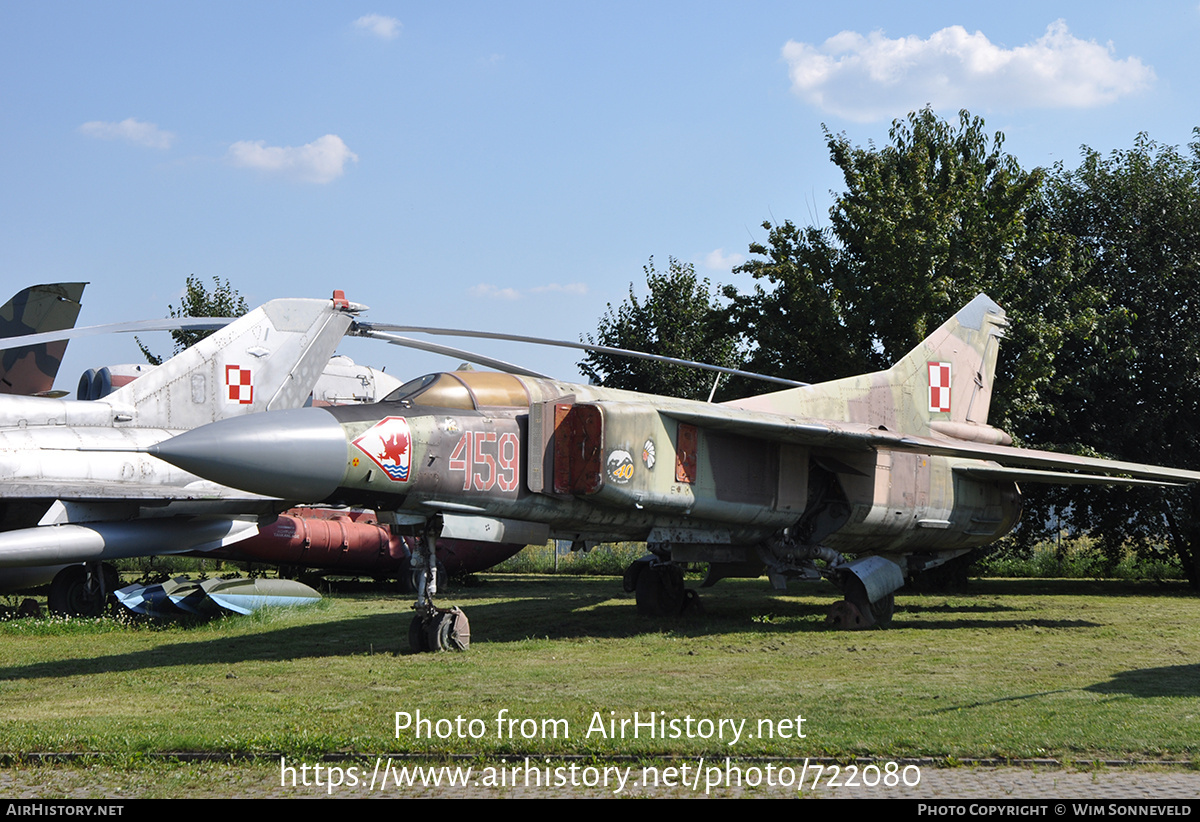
[0,283,86,396]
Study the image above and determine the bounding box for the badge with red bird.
[351,416,413,482]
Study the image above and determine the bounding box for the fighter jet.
[148,295,1200,650]
[0,292,359,611]
[0,283,87,397]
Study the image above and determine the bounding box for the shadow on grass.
[1086,664,1200,698]
[0,612,401,682]
[894,599,1100,629]
[922,688,1079,715]
[921,663,1200,712]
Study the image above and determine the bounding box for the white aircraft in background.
[0,292,360,611]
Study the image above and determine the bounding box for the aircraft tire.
[48,565,107,617]
[433,607,470,652]
[635,563,685,617]
[825,599,869,629]
[870,593,895,628]
[408,615,430,653]
[622,555,654,593]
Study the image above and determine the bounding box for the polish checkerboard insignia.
[225,364,254,405]
[928,362,951,413]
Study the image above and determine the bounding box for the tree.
[579,257,742,401]
[137,275,249,365]
[1026,132,1200,587]
[723,108,1089,432]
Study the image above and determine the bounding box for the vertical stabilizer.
[0,283,87,396]
[108,294,360,429]
[886,293,1008,438]
[725,294,1009,441]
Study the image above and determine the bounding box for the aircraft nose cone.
[150,407,348,501]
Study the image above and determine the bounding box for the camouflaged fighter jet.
[149,295,1200,650]
[0,283,86,397]
[0,292,360,611]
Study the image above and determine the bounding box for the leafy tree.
[1026,132,1200,587]
[579,257,742,401]
[137,275,249,365]
[723,108,1089,432]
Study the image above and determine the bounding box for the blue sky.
[3,2,1198,390]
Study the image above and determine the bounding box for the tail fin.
[886,293,1008,439]
[0,283,87,396]
[107,293,361,429]
[725,294,1009,441]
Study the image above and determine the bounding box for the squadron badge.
[352,416,413,482]
[607,449,635,484]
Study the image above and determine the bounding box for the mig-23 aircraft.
[147,295,1200,651]
[0,292,360,610]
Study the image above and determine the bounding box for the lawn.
[1,575,1196,764]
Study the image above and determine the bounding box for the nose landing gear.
[407,516,470,653]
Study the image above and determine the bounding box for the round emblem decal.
[606,449,635,484]
[642,439,656,469]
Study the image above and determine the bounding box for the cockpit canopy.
[382,371,531,411]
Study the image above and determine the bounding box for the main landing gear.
[623,556,702,617]
[823,556,902,630]
[48,562,119,617]
[824,590,895,630]
[407,519,469,653]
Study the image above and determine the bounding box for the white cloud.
[78,118,175,149]
[226,134,358,184]
[702,249,744,270]
[468,284,522,300]
[783,20,1155,122]
[354,14,401,40]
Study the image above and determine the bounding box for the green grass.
[1,575,1197,765]
[489,541,648,575]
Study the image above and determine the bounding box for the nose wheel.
[409,607,470,652]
